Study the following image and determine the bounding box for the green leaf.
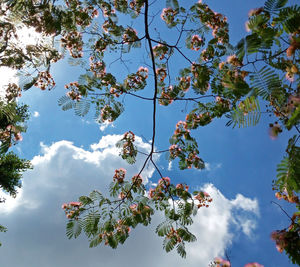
[286,106,300,130]
[58,95,74,111]
[229,97,261,128]
[66,220,82,239]
[264,0,288,12]
[176,242,186,258]
[156,220,173,237]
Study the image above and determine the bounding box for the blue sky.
[0,0,298,266]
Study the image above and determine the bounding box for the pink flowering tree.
[1,0,299,264]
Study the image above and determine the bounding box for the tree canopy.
[0,0,299,265]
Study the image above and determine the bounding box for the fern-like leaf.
[264,0,288,12]
[74,100,91,117]
[250,66,284,101]
[156,220,172,237]
[229,97,261,128]
[58,95,74,111]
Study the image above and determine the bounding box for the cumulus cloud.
[33,111,40,117]
[204,162,222,172]
[0,136,259,267]
[99,121,114,131]
[0,67,18,100]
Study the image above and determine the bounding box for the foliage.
[0,0,299,264]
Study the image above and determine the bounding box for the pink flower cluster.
[190,35,204,51]
[89,56,106,78]
[196,3,229,44]
[34,71,56,90]
[179,76,191,92]
[62,201,82,219]
[156,68,167,82]
[122,28,138,44]
[161,7,177,25]
[214,257,231,267]
[5,83,21,102]
[65,81,81,101]
[0,124,22,143]
[132,174,143,187]
[275,191,299,204]
[124,67,149,90]
[113,168,126,183]
[194,191,212,208]
[148,177,171,200]
[214,257,264,267]
[153,44,168,60]
[94,38,107,53]
[61,31,83,58]
[159,86,175,106]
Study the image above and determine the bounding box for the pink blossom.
[69,201,82,207]
[244,263,264,267]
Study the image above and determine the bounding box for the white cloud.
[204,162,222,172]
[167,161,172,171]
[0,136,259,267]
[33,111,40,117]
[99,121,114,131]
[0,67,18,100]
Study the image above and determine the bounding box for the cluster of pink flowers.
[34,71,56,90]
[176,183,189,191]
[287,35,300,58]
[153,44,168,60]
[196,3,229,44]
[100,105,114,122]
[158,177,171,192]
[166,227,182,243]
[194,191,212,208]
[131,174,143,187]
[185,151,202,169]
[173,121,190,139]
[100,2,114,17]
[110,84,123,98]
[215,96,231,109]
[62,201,82,219]
[271,230,289,253]
[190,35,204,51]
[124,67,148,90]
[61,31,83,58]
[214,257,231,267]
[244,263,264,267]
[156,68,167,82]
[115,219,131,234]
[169,144,182,159]
[148,177,171,200]
[5,83,21,102]
[179,76,191,92]
[160,7,177,25]
[275,191,299,204]
[65,81,81,101]
[268,122,282,140]
[185,111,212,128]
[119,131,136,159]
[122,28,138,44]
[94,38,107,53]
[285,64,298,82]
[89,56,106,78]
[66,4,97,27]
[227,55,243,67]
[113,168,126,183]
[159,86,175,106]
[128,0,144,15]
[0,124,22,143]
[214,257,264,267]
